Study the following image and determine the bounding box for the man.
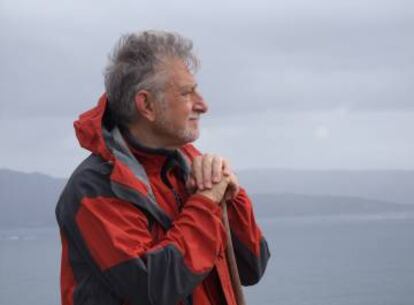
[56,30,270,305]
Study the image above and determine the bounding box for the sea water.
[1,215,413,305]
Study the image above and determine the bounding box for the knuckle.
[192,157,201,166]
[202,154,209,162]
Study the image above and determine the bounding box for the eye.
[181,88,194,96]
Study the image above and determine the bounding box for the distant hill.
[238,169,414,205]
[0,169,66,228]
[250,193,414,219]
[1,168,414,228]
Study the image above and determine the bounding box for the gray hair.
[104,30,199,126]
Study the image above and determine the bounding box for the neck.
[126,122,179,150]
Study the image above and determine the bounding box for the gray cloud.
[1,0,413,175]
[1,0,413,118]
[198,110,414,171]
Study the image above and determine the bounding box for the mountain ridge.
[1,168,414,228]
[237,168,414,205]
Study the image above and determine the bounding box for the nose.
[193,91,208,113]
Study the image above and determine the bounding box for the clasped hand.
[188,154,240,204]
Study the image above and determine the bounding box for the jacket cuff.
[185,193,222,217]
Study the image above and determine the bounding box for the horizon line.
[2,166,414,180]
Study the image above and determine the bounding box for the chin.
[179,129,199,144]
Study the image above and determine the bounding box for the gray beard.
[154,112,199,145]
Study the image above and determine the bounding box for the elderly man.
[56,30,270,305]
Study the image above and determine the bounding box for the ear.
[134,90,156,122]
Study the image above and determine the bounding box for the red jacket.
[55,94,270,305]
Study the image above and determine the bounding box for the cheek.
[166,109,187,127]
[176,102,193,118]
[166,98,193,126]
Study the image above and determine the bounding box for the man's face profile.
[151,58,208,146]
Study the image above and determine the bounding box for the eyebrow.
[180,83,198,91]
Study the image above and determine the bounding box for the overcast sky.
[1,0,413,178]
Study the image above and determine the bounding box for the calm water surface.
[1,215,413,305]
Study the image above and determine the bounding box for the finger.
[186,176,196,192]
[222,159,232,176]
[211,156,223,183]
[202,154,214,188]
[192,156,204,190]
[227,173,240,199]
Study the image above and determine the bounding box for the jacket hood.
[74,93,155,199]
[74,93,113,161]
